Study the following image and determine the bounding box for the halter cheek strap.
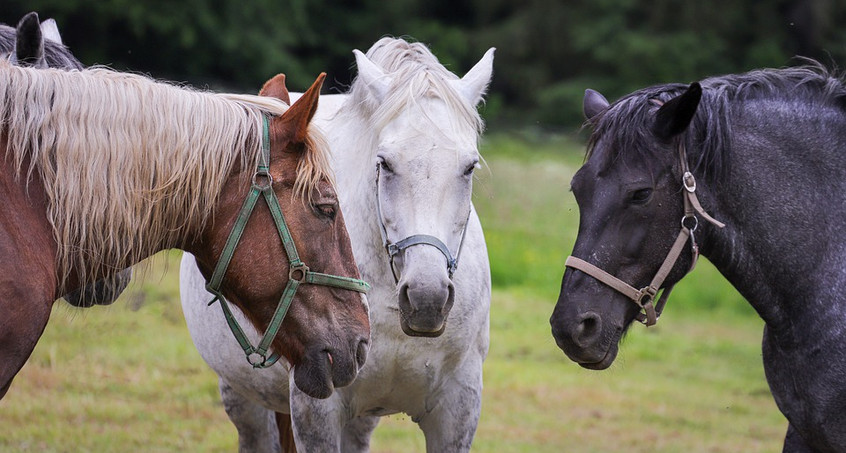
[565,141,725,326]
[374,163,471,283]
[205,116,370,368]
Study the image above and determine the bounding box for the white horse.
[180,37,494,452]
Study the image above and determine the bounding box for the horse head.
[551,83,705,369]
[189,74,370,398]
[4,12,80,70]
[353,40,494,337]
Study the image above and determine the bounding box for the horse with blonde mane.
[0,61,371,402]
[182,37,494,452]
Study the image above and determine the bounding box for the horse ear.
[14,12,45,67]
[353,49,391,102]
[653,82,702,139]
[278,73,324,144]
[259,73,291,105]
[584,89,610,122]
[451,48,495,106]
[39,18,63,45]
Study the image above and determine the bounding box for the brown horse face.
[192,74,370,399]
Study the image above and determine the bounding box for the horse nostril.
[355,338,369,369]
[574,312,602,348]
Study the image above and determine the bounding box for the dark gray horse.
[551,64,846,452]
[1,12,131,307]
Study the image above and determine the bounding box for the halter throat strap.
[565,140,724,326]
[205,116,370,368]
[374,162,471,283]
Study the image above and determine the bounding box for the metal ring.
[681,215,699,232]
[246,352,267,368]
[252,171,273,189]
[289,263,309,282]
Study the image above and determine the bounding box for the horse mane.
[587,60,846,182]
[0,60,332,289]
[347,37,484,145]
[0,24,84,70]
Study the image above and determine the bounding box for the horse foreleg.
[289,382,346,452]
[417,375,483,453]
[341,415,380,453]
[0,291,52,399]
[219,378,281,453]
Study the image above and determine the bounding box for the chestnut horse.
[0,61,370,401]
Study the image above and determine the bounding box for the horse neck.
[326,103,395,287]
[697,99,846,338]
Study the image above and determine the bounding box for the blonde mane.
[348,37,484,141]
[0,61,332,289]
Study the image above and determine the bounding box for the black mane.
[587,61,846,182]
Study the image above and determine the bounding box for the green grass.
[0,133,784,451]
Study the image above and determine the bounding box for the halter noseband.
[205,116,370,368]
[565,140,725,326]
[374,162,471,283]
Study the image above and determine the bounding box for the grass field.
[0,133,786,452]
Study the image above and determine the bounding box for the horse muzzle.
[292,336,370,399]
[550,302,624,370]
[397,272,455,338]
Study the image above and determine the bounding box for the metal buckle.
[289,262,309,282]
[682,171,696,193]
[636,286,657,309]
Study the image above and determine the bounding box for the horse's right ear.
[584,89,609,122]
[14,12,45,67]
[39,18,63,45]
[259,73,291,105]
[653,82,702,139]
[277,73,325,144]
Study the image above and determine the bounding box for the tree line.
[3,0,844,129]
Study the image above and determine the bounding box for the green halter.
[205,116,370,369]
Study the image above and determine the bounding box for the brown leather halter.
[565,140,725,326]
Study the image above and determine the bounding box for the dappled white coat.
[181,39,494,452]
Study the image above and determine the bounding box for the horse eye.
[378,158,394,174]
[314,203,337,220]
[464,161,479,177]
[628,188,653,204]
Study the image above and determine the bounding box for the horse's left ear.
[277,73,324,144]
[14,12,45,67]
[653,82,702,139]
[451,48,496,106]
[259,73,292,105]
[354,49,391,102]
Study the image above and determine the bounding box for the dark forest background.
[2,0,845,129]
